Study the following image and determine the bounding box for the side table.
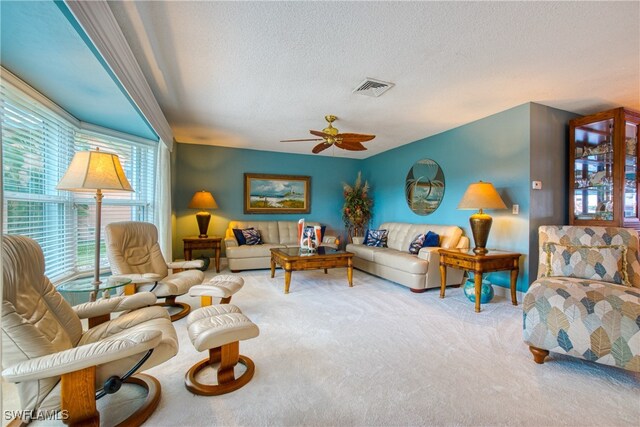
[183,236,222,273]
[439,249,521,313]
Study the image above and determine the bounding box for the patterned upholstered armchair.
[523,226,640,372]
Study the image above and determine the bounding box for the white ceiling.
[108,1,640,159]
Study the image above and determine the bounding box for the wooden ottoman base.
[185,342,255,396]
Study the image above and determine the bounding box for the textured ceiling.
[108,1,640,159]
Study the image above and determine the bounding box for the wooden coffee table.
[270,247,354,294]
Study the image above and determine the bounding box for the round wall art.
[405,159,445,215]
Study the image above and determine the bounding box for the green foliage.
[342,171,373,234]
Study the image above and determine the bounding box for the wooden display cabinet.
[569,108,640,229]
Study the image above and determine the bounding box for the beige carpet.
[3,266,640,426]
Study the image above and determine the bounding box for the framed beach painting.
[244,173,311,214]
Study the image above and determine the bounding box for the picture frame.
[244,173,311,214]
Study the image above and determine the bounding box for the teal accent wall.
[172,144,360,256]
[361,104,532,290]
[172,103,577,292]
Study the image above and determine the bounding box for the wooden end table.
[439,249,521,313]
[270,247,354,294]
[183,236,222,273]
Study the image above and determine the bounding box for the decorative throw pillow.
[365,229,388,247]
[232,228,253,246]
[423,231,440,247]
[408,233,426,254]
[242,228,263,246]
[543,242,630,286]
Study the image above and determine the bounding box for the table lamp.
[189,190,218,238]
[457,181,507,255]
[57,148,133,298]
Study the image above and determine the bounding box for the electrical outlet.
[532,181,542,190]
[512,204,519,215]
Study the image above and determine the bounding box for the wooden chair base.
[529,346,550,364]
[185,343,255,396]
[14,373,161,427]
[114,374,162,427]
[157,296,190,322]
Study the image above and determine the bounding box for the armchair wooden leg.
[529,346,549,364]
[60,371,161,427]
[61,366,99,426]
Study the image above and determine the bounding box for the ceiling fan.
[281,115,376,154]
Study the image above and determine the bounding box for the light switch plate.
[532,181,542,190]
[512,204,519,215]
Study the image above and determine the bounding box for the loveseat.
[224,221,337,272]
[523,226,640,372]
[345,222,469,292]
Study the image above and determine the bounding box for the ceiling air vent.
[352,78,395,97]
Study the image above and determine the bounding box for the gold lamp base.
[469,209,492,255]
[195,212,211,238]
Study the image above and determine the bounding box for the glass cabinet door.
[624,120,639,221]
[573,118,614,221]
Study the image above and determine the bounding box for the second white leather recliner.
[106,221,205,321]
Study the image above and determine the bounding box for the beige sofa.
[224,220,337,271]
[346,222,469,292]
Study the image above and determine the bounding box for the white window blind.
[1,78,158,283]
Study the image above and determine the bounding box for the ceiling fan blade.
[280,138,324,142]
[337,133,376,143]
[310,130,329,138]
[337,140,367,151]
[312,142,331,154]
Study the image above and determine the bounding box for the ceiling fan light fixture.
[281,115,375,154]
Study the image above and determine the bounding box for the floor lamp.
[57,148,133,300]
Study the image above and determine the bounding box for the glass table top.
[57,276,132,293]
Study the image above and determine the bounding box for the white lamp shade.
[57,149,133,192]
[458,181,507,210]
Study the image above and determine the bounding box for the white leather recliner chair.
[1,235,179,426]
[106,221,205,321]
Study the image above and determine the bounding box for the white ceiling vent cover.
[352,78,395,97]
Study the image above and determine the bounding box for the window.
[1,77,157,283]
